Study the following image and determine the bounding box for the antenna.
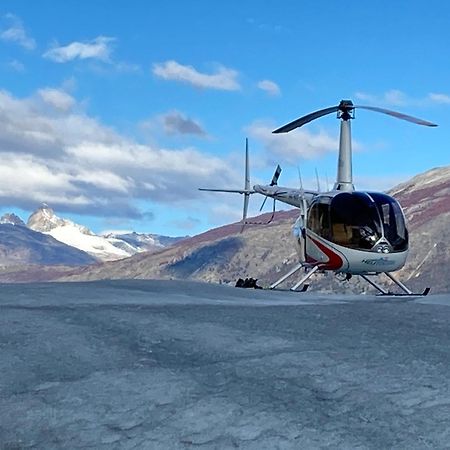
[242,138,250,222]
[297,166,304,193]
[315,168,321,192]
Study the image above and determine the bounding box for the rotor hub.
[337,100,355,121]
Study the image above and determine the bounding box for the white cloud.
[38,88,76,112]
[0,14,36,50]
[257,79,281,96]
[427,93,450,105]
[246,121,337,164]
[356,90,450,108]
[0,88,239,218]
[43,36,115,63]
[355,90,408,107]
[153,60,240,91]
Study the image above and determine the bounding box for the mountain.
[27,205,143,262]
[102,231,187,253]
[26,204,186,262]
[390,166,450,292]
[51,166,450,293]
[0,223,97,267]
[0,213,25,226]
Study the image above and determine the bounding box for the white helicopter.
[200,100,437,295]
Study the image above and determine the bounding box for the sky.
[0,0,449,237]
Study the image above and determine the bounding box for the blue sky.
[0,0,449,236]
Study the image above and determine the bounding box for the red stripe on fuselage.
[308,236,344,270]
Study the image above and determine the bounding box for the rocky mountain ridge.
[0,204,185,264]
[0,223,97,267]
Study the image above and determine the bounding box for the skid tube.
[269,264,319,292]
[359,272,430,297]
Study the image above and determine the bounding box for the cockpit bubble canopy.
[307,192,408,252]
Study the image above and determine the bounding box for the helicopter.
[200,100,437,296]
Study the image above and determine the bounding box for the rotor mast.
[335,100,355,192]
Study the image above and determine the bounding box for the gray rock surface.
[1,280,450,449]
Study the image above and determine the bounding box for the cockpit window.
[329,192,382,250]
[368,192,408,251]
[307,192,408,252]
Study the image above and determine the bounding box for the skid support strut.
[270,263,320,291]
[359,274,390,295]
[383,272,413,295]
[290,265,320,291]
[270,263,304,290]
[359,272,430,296]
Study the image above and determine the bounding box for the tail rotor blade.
[270,164,282,186]
[355,105,438,127]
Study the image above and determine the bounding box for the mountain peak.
[27,204,67,232]
[0,213,25,226]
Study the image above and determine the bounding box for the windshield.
[307,192,408,252]
[368,192,408,251]
[329,192,382,250]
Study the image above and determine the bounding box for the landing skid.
[359,273,430,297]
[267,265,430,297]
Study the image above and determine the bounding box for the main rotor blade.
[273,105,340,133]
[355,105,438,127]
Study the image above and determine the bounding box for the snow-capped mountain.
[24,204,185,262]
[103,231,187,252]
[0,223,97,267]
[27,205,137,262]
[0,213,25,226]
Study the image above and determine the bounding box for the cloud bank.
[0,88,237,219]
[246,121,337,164]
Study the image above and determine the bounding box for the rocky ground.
[2,280,450,449]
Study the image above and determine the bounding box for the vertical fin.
[244,138,250,191]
